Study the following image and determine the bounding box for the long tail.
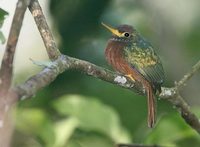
[146,84,156,128]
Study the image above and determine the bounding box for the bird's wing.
[124,41,165,86]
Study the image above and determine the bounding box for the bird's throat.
[105,40,129,74]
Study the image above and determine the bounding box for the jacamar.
[102,23,165,128]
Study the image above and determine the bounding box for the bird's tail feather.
[146,85,156,128]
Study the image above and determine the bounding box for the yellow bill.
[101,22,123,37]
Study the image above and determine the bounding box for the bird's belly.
[105,45,145,84]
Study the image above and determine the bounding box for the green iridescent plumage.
[124,35,165,91]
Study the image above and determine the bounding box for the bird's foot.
[125,74,135,82]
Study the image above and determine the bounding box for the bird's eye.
[124,32,130,37]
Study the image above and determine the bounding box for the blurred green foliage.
[13,95,200,147]
[14,95,131,147]
[53,95,131,143]
[11,0,200,146]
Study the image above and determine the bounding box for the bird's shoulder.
[124,38,160,68]
[124,37,165,86]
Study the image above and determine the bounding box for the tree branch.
[8,55,200,134]
[176,60,200,89]
[0,0,30,96]
[0,1,30,145]
[28,0,61,60]
[11,55,140,101]
[177,95,200,132]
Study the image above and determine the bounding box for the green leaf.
[0,31,6,44]
[0,8,8,27]
[15,108,55,146]
[53,94,131,143]
[67,134,114,147]
[0,8,8,44]
[54,117,79,147]
[144,112,200,147]
[0,8,8,17]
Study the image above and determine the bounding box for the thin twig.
[0,0,30,97]
[176,60,200,89]
[28,0,61,60]
[117,143,166,147]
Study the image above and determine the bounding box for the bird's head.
[102,22,137,41]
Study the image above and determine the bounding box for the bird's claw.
[125,74,135,82]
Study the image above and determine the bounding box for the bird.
[102,23,165,128]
